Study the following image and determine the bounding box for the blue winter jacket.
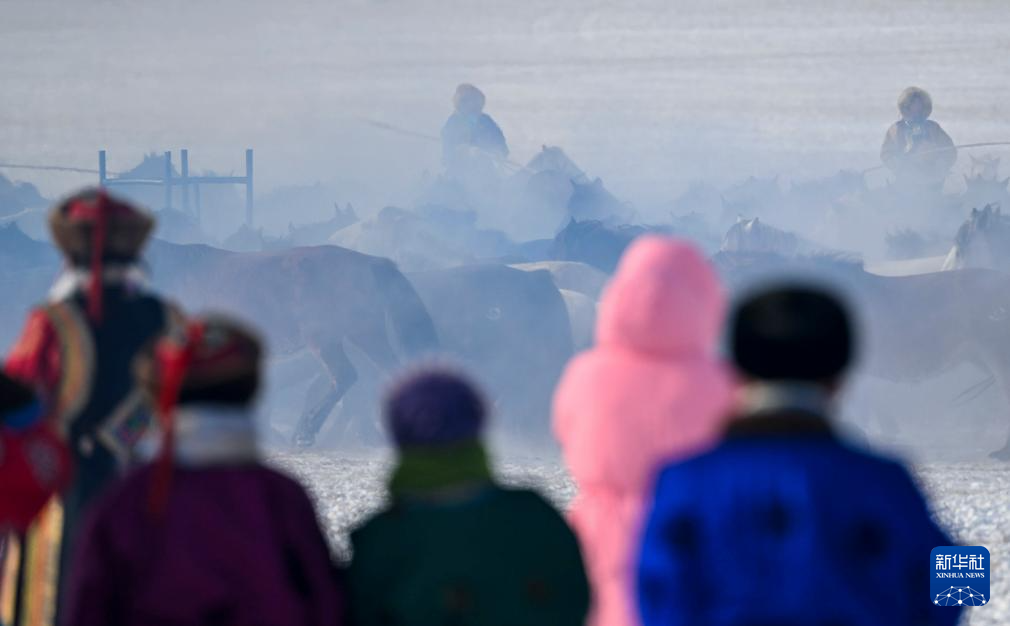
[441,112,508,163]
[637,413,962,626]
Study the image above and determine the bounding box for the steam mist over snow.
[4,4,1010,622]
[3,0,1010,220]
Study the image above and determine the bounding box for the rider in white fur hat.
[880,86,957,189]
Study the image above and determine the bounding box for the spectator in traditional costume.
[63,315,345,626]
[3,189,184,624]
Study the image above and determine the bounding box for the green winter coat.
[347,483,590,626]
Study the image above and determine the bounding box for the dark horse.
[145,240,439,446]
[409,264,574,443]
[715,251,1010,460]
[550,218,672,273]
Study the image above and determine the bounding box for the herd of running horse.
[2,153,1010,458]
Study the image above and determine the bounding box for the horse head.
[947,203,1010,271]
[551,218,646,273]
[720,176,783,222]
[720,215,801,256]
[969,154,1001,181]
[526,145,588,183]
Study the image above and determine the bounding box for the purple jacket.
[63,462,345,626]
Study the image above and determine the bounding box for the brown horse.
[715,251,1010,459]
[145,240,439,446]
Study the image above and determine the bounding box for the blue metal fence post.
[98,150,107,187]
[245,148,254,226]
[181,149,190,214]
[163,151,173,210]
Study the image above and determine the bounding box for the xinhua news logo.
[931,546,990,607]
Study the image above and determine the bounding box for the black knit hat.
[731,285,854,382]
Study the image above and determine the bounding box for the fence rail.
[99,149,255,226]
[0,162,104,175]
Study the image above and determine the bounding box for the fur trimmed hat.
[49,188,154,266]
[136,314,263,411]
[49,188,155,321]
[731,285,854,382]
[898,86,933,119]
[384,366,486,447]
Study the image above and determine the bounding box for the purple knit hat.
[384,367,486,447]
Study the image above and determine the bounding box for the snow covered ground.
[274,451,1010,624]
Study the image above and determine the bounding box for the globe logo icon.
[934,587,986,606]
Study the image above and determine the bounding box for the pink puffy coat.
[552,236,733,626]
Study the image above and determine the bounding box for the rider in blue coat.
[441,84,508,176]
[637,285,962,626]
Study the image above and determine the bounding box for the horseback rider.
[2,189,184,625]
[880,86,957,189]
[441,84,509,185]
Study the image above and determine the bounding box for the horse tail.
[371,259,440,358]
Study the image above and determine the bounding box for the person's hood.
[595,236,725,357]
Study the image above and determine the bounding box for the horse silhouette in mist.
[4,234,442,447]
[943,204,1010,272]
[720,216,828,256]
[145,240,439,446]
[715,250,1010,460]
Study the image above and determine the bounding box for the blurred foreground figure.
[347,368,589,626]
[881,86,957,190]
[64,316,345,626]
[3,189,182,626]
[637,286,961,626]
[553,237,733,626]
[0,372,70,534]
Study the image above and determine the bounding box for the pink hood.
[552,236,733,626]
[595,235,724,357]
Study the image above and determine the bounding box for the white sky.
[2,0,1009,209]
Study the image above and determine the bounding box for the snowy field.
[274,452,1010,624]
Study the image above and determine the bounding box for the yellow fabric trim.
[0,499,62,626]
[42,303,94,436]
[0,534,20,624]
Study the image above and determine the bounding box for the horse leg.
[344,333,403,444]
[292,340,358,448]
[973,348,1010,461]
